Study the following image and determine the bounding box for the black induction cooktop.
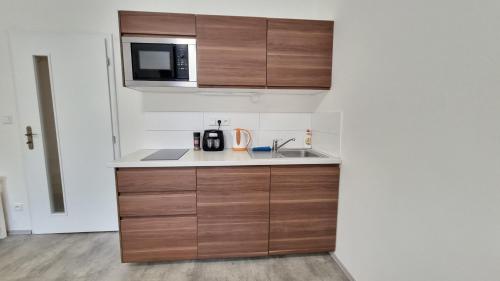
[141,149,189,161]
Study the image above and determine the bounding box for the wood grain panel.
[196,15,267,87]
[269,165,339,255]
[120,216,197,262]
[118,192,196,217]
[197,166,270,258]
[116,168,196,193]
[267,19,334,89]
[119,11,196,36]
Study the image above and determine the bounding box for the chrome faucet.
[272,138,296,152]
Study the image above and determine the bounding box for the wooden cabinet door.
[196,15,267,87]
[267,19,334,89]
[270,165,339,255]
[119,11,196,36]
[120,216,197,262]
[197,166,270,258]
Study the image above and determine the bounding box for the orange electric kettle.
[232,128,252,151]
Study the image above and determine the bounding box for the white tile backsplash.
[311,111,342,155]
[259,113,311,131]
[312,112,342,134]
[143,131,195,149]
[312,131,340,155]
[259,130,307,148]
[144,112,203,131]
[143,111,314,150]
[203,112,259,130]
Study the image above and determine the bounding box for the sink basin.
[278,149,327,158]
[248,149,327,159]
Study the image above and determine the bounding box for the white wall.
[0,0,335,231]
[0,34,32,231]
[319,0,500,280]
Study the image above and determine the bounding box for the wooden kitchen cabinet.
[118,11,196,36]
[116,167,196,193]
[269,165,339,255]
[118,12,334,90]
[196,166,270,258]
[120,216,197,262]
[267,19,334,89]
[116,167,197,262]
[115,164,339,262]
[118,192,196,217]
[196,15,267,87]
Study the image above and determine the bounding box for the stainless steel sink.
[278,149,327,158]
[248,149,328,159]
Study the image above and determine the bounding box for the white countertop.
[110,149,341,168]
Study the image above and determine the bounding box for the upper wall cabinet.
[118,11,334,90]
[196,15,267,87]
[267,19,334,89]
[119,11,196,36]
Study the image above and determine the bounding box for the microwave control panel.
[175,45,189,80]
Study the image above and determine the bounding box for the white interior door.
[9,32,118,234]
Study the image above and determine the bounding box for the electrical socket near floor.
[14,203,24,211]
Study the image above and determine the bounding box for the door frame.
[104,35,121,159]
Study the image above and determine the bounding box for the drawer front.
[269,217,336,255]
[119,192,196,217]
[120,216,197,262]
[116,168,196,193]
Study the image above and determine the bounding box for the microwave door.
[130,43,175,81]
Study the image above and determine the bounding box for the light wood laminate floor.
[0,232,349,281]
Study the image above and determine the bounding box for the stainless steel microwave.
[121,36,197,87]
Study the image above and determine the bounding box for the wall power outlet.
[209,118,231,126]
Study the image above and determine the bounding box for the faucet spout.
[272,138,296,152]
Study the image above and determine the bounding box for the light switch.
[1,115,13,124]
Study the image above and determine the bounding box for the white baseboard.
[330,252,356,281]
[7,230,32,235]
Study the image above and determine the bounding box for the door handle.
[25,126,37,150]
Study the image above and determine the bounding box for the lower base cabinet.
[120,216,197,262]
[269,165,339,254]
[116,164,339,262]
[197,166,270,258]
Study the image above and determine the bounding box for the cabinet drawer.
[269,217,336,255]
[119,192,196,217]
[120,216,197,262]
[116,168,196,193]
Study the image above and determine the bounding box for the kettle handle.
[240,129,252,147]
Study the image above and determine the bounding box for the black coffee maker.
[202,130,224,151]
